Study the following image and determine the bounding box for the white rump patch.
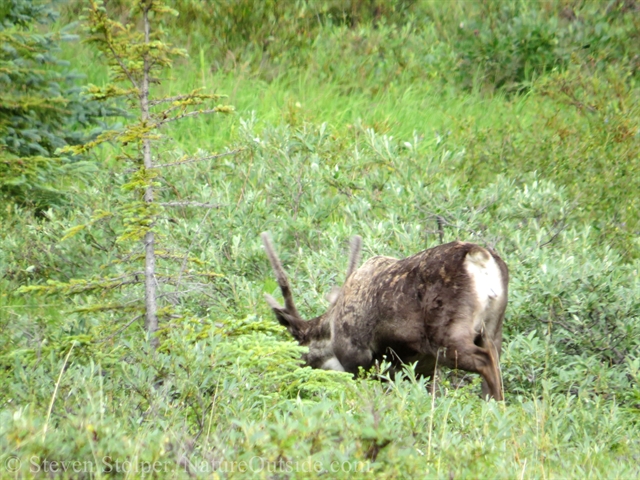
[464,248,504,313]
[321,357,346,372]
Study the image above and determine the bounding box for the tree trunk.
[141,4,158,348]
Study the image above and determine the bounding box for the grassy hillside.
[1,1,639,478]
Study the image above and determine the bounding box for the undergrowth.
[1,0,639,478]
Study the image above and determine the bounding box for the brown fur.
[262,234,508,400]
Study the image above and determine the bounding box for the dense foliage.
[1,0,639,478]
[0,0,119,209]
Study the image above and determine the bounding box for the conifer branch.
[149,94,193,106]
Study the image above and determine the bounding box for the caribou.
[261,233,508,400]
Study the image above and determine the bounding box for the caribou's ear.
[264,294,307,342]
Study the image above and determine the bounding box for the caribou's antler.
[345,235,362,281]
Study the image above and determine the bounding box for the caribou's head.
[261,232,361,370]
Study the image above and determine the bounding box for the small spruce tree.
[21,0,234,348]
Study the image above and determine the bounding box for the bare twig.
[159,202,220,208]
[157,288,207,300]
[235,150,254,208]
[43,342,75,441]
[153,149,243,169]
[422,210,482,240]
[174,204,216,299]
[539,222,568,248]
[560,85,598,113]
[95,314,143,344]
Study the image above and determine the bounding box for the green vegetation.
[0,0,121,210]
[27,0,235,349]
[1,0,639,478]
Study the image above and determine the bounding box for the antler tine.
[345,235,362,281]
[261,232,302,320]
